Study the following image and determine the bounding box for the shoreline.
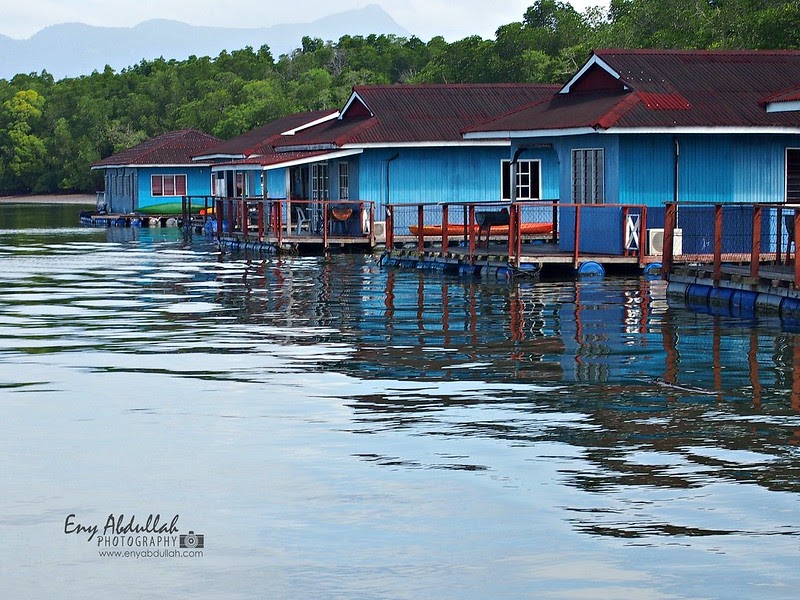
[0,193,96,205]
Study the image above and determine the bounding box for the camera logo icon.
[179,531,204,549]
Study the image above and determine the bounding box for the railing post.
[468,204,476,258]
[417,204,425,252]
[442,204,449,253]
[551,200,558,244]
[663,202,676,278]
[257,201,264,240]
[622,206,629,256]
[216,198,223,240]
[386,206,394,250]
[573,204,581,267]
[750,205,762,279]
[241,199,248,240]
[777,206,784,265]
[639,206,648,268]
[713,204,723,284]
[323,200,329,249]
[369,203,375,246]
[507,202,516,259]
[277,200,284,246]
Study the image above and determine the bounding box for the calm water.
[1,204,800,599]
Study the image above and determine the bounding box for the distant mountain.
[0,4,411,80]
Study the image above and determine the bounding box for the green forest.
[0,0,798,195]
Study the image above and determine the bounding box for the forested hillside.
[1,0,797,195]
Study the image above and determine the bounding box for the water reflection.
[2,207,800,598]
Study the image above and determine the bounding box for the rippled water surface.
[2,204,800,599]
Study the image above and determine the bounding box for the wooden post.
[507,202,516,259]
[468,204,476,259]
[417,204,425,252]
[441,204,449,253]
[277,200,284,246]
[227,199,234,234]
[323,200,328,249]
[386,206,394,250]
[639,206,648,268]
[257,201,264,240]
[551,200,558,244]
[216,198,223,240]
[663,202,676,278]
[777,206,785,265]
[241,199,247,240]
[622,206,630,257]
[573,204,581,268]
[750,205,762,279]
[713,204,723,284]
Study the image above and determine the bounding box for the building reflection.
[202,253,800,504]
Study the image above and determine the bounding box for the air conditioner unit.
[373,220,387,244]
[648,228,682,256]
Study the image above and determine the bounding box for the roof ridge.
[595,92,642,129]
[461,95,554,135]
[595,48,800,56]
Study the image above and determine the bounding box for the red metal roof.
[274,84,559,149]
[92,130,221,167]
[467,49,800,134]
[198,109,338,157]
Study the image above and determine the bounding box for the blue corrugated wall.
[357,146,560,218]
[619,134,795,206]
[515,132,797,207]
[136,166,212,214]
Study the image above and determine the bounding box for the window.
[338,162,350,200]
[312,163,329,201]
[572,149,605,204]
[151,174,187,197]
[501,160,541,201]
[788,149,800,202]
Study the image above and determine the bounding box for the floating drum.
[781,297,800,319]
[730,290,758,315]
[577,261,604,277]
[643,262,662,277]
[165,218,179,227]
[685,284,711,310]
[756,293,784,314]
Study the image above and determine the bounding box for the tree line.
[0,0,797,195]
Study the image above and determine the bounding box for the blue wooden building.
[464,49,800,255]
[203,84,559,219]
[91,130,221,214]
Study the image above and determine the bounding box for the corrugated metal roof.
[468,49,800,134]
[92,130,221,167]
[200,110,337,157]
[274,84,559,149]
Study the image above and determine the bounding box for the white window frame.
[151,174,187,197]
[571,148,605,204]
[312,162,330,201]
[501,159,541,201]
[338,162,350,200]
[787,148,800,202]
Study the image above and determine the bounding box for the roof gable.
[275,84,559,150]
[467,49,800,137]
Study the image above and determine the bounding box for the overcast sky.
[0,1,606,41]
